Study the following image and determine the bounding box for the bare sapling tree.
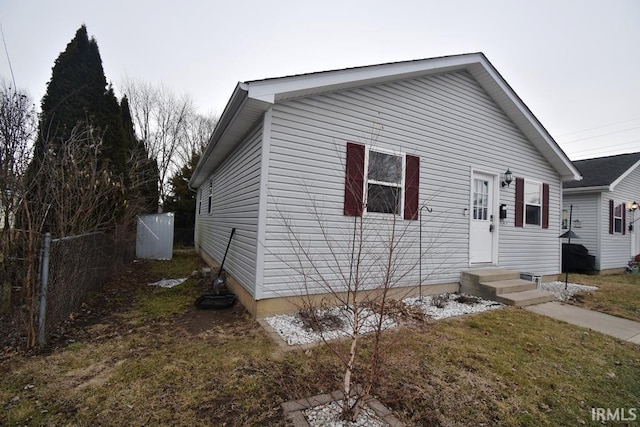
[275,128,444,422]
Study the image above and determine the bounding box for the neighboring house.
[563,152,640,273]
[189,53,581,317]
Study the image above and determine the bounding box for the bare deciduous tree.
[0,81,36,315]
[0,81,35,230]
[119,77,217,208]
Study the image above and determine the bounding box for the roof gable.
[190,53,581,189]
[564,152,640,192]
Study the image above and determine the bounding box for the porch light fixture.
[501,168,513,187]
[629,201,638,212]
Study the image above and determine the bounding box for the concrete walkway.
[526,302,640,344]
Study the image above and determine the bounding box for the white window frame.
[524,180,542,227]
[613,202,623,234]
[363,146,406,217]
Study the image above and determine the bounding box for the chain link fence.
[39,230,134,341]
[0,227,134,350]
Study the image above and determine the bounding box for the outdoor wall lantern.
[629,201,638,212]
[501,168,513,187]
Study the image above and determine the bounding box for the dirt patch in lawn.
[44,254,255,352]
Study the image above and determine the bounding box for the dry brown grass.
[1,252,639,426]
[564,273,640,321]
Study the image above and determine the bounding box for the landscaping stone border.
[282,389,404,426]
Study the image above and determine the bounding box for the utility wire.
[566,139,640,158]
[560,126,640,144]
[556,116,640,137]
[0,20,16,89]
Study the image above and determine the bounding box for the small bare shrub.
[431,293,450,309]
[298,308,345,333]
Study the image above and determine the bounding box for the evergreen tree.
[24,25,137,234]
[35,25,126,177]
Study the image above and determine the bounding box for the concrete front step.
[480,279,536,296]
[461,268,555,307]
[495,289,556,307]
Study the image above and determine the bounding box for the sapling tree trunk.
[273,128,443,422]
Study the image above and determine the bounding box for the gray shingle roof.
[564,152,640,189]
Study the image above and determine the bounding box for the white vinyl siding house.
[194,124,263,296]
[563,152,640,272]
[190,53,581,317]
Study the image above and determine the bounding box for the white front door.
[470,173,495,264]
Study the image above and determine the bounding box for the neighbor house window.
[344,142,419,220]
[525,181,542,226]
[609,200,626,235]
[562,208,568,229]
[614,204,623,233]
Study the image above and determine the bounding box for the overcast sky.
[1,0,639,160]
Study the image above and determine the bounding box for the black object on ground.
[195,228,237,309]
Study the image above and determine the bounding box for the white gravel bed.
[304,400,388,427]
[264,306,397,346]
[264,293,503,346]
[540,281,598,301]
[404,294,503,320]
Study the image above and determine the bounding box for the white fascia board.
[244,54,482,104]
[609,158,640,191]
[563,186,610,194]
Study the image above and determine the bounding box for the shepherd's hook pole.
[419,205,433,301]
[565,205,573,290]
[38,232,51,347]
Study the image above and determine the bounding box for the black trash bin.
[562,243,595,273]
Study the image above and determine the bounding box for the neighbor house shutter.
[404,155,420,220]
[609,199,614,234]
[622,204,626,235]
[515,177,524,227]
[542,183,550,229]
[344,142,365,216]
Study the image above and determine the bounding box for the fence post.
[38,232,51,347]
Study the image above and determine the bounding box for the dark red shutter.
[609,199,614,234]
[344,142,365,216]
[404,155,420,220]
[622,204,626,235]
[542,183,549,229]
[515,177,524,227]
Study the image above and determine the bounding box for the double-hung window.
[366,150,403,215]
[344,142,419,220]
[525,181,542,226]
[613,203,623,234]
[515,177,549,229]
